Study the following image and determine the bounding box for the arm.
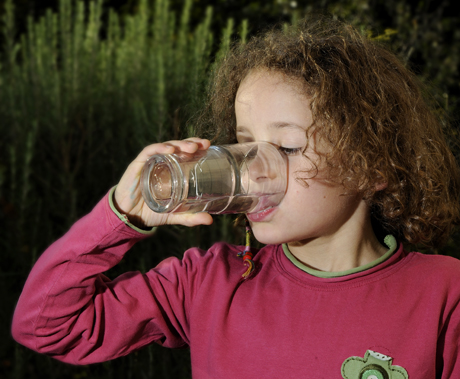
[12,190,185,364]
[12,138,212,364]
[438,273,460,378]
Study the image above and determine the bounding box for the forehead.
[235,70,313,136]
[236,69,306,102]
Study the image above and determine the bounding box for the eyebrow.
[236,122,307,134]
[270,121,307,130]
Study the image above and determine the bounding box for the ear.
[375,181,387,192]
[373,170,387,192]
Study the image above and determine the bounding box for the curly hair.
[197,15,460,248]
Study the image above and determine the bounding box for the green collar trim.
[109,186,156,235]
[282,235,398,278]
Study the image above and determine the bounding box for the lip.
[247,206,276,222]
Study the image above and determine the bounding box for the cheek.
[287,178,351,212]
[288,156,319,182]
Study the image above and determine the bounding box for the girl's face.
[235,70,364,246]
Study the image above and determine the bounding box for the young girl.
[12,16,460,378]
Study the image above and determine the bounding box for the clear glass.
[140,142,288,214]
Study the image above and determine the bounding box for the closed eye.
[279,147,302,156]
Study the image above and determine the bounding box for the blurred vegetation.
[0,0,458,378]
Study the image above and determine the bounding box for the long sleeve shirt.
[12,190,460,378]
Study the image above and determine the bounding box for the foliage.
[0,0,245,377]
[0,0,458,378]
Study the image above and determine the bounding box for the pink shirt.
[12,190,460,378]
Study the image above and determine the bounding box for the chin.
[251,229,287,246]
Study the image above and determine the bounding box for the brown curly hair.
[197,15,460,248]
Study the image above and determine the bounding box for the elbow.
[11,307,75,363]
[11,299,93,365]
[11,301,37,351]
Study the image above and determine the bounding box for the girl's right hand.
[114,138,213,228]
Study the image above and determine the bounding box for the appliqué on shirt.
[341,350,408,379]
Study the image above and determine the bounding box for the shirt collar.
[282,235,398,278]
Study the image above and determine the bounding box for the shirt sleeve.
[11,190,192,365]
[438,276,460,377]
[439,325,460,377]
[107,186,156,235]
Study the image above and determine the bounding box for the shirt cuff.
[108,186,157,235]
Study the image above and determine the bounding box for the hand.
[114,138,213,228]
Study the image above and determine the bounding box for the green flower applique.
[341,350,408,379]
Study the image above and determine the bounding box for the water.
[169,193,282,214]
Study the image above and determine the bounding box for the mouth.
[247,206,276,222]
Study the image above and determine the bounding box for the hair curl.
[197,15,460,248]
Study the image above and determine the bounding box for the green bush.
[0,1,246,377]
[1,0,458,377]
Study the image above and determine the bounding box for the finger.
[163,138,211,155]
[183,138,211,150]
[135,143,177,162]
[167,212,214,227]
[135,139,210,163]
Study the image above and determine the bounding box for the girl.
[12,16,460,378]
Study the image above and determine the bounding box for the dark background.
[1,1,458,378]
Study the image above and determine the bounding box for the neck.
[287,203,387,273]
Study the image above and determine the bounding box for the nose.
[239,143,288,195]
[247,144,279,182]
[248,154,276,182]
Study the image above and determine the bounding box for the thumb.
[168,212,214,227]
